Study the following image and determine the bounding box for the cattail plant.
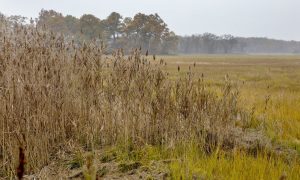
[145,49,149,56]
[17,147,25,180]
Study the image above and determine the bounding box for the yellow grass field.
[154,55,300,179]
[160,55,300,144]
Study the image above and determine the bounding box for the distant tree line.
[178,34,300,54]
[1,10,300,54]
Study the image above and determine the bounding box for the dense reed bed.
[1,19,299,179]
[0,21,252,177]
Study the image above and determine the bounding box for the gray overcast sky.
[1,0,300,41]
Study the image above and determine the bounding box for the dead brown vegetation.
[0,22,267,178]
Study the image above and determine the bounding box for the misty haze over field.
[1,0,300,54]
[1,0,300,41]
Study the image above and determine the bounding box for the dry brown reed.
[0,21,249,177]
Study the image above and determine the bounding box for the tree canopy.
[36,9,178,54]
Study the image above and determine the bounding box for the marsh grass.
[0,22,254,177]
[0,20,299,179]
